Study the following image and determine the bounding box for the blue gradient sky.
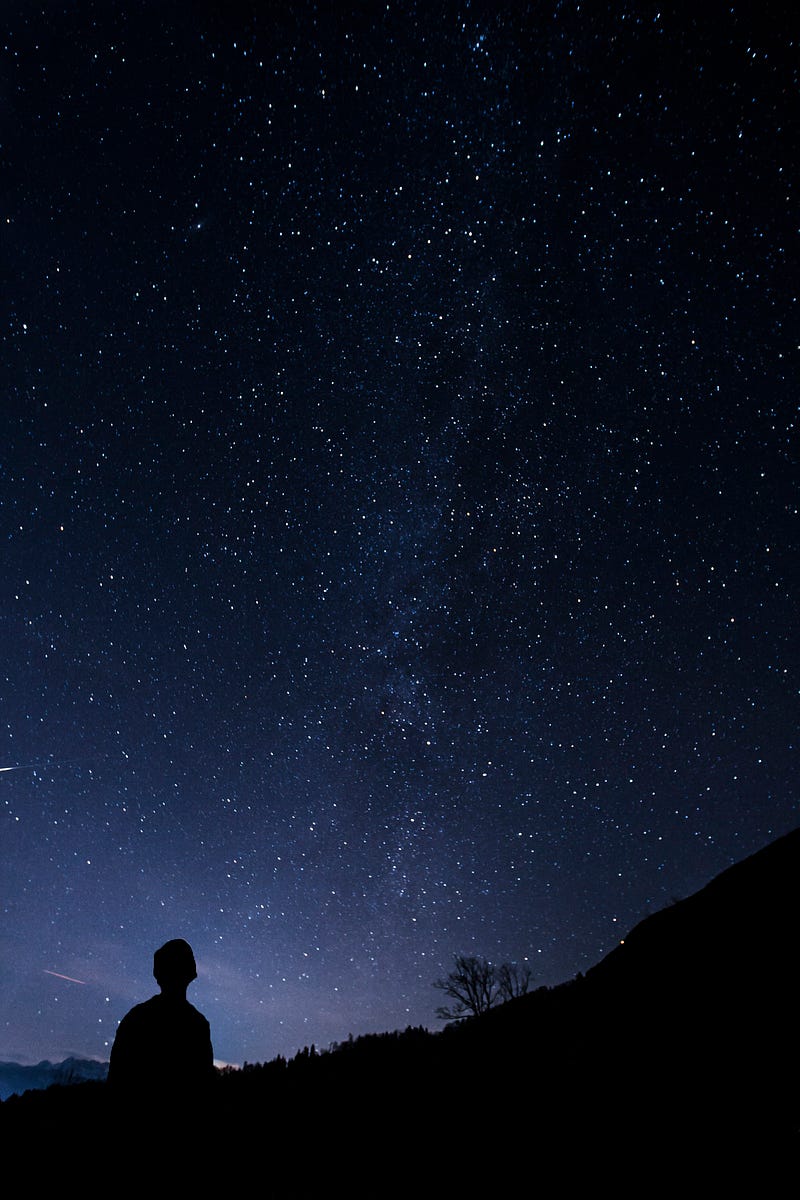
[1,2,796,1066]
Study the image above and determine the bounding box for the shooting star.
[44,970,88,985]
[1,757,105,775]
[0,761,60,774]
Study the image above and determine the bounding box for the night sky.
[1,2,796,1069]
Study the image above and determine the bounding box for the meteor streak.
[1,757,102,774]
[44,970,88,985]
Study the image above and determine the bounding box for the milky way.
[1,3,796,1067]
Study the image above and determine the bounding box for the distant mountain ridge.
[0,1056,107,1101]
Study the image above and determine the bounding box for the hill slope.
[457,826,799,1165]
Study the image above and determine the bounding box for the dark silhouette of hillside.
[464,827,799,1161]
[2,828,797,1184]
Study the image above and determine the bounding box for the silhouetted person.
[108,939,215,1123]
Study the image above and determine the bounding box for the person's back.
[108,939,215,1122]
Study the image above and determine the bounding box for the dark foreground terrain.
[3,828,797,1188]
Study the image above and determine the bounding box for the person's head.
[153,938,197,993]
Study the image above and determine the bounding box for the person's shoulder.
[185,1000,210,1028]
[119,996,160,1025]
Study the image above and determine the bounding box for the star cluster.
[1,2,796,1066]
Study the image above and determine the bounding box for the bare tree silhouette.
[433,954,532,1021]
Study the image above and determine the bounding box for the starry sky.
[1,2,796,1068]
